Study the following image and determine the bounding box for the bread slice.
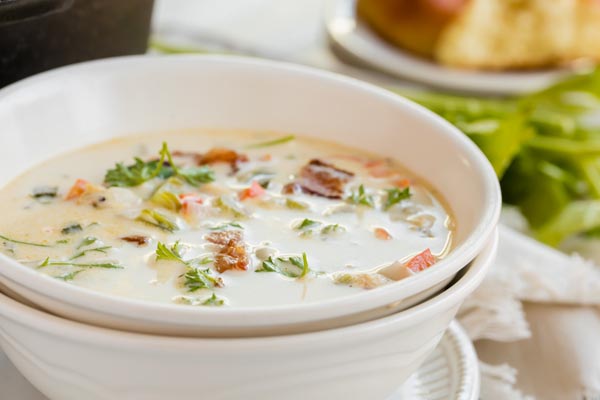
[435,0,577,70]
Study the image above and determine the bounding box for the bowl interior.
[0,55,500,333]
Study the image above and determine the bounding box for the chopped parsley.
[295,218,321,230]
[155,241,223,292]
[104,158,166,187]
[321,224,346,235]
[201,293,225,306]
[183,267,223,292]
[31,186,58,203]
[61,223,83,235]
[256,253,310,278]
[104,142,214,188]
[384,187,411,210]
[346,184,375,208]
[208,222,244,231]
[155,241,185,263]
[137,209,179,232]
[245,135,295,149]
[55,269,85,281]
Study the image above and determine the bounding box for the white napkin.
[457,223,600,399]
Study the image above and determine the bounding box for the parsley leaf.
[69,246,111,260]
[346,184,374,207]
[104,142,214,188]
[61,223,83,235]
[104,158,167,187]
[256,253,310,278]
[384,187,411,210]
[183,267,223,292]
[155,241,185,263]
[295,218,321,230]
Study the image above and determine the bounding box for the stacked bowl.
[0,56,501,400]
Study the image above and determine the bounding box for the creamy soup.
[0,131,453,307]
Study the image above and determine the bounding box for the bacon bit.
[259,154,272,162]
[65,179,94,200]
[206,231,249,273]
[405,249,436,273]
[293,159,354,199]
[197,147,249,172]
[120,235,149,247]
[205,230,243,246]
[374,227,393,240]
[282,182,302,195]
[239,181,265,200]
[179,193,204,215]
[393,178,411,188]
[215,240,249,273]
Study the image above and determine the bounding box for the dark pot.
[0,0,154,87]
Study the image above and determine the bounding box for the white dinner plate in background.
[325,0,582,95]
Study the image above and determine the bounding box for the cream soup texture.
[0,131,453,307]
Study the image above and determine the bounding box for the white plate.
[0,321,478,400]
[325,0,575,95]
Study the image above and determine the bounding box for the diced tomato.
[179,193,204,215]
[259,154,272,162]
[65,179,92,200]
[239,181,265,200]
[393,178,411,188]
[374,227,392,240]
[405,249,436,273]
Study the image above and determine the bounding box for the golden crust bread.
[358,0,600,70]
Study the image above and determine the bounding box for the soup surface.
[0,131,453,307]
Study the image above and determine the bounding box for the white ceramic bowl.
[0,232,497,400]
[0,55,501,336]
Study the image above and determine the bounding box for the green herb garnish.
[0,234,51,248]
[384,187,411,210]
[77,237,97,249]
[321,224,346,235]
[295,218,321,230]
[104,142,214,188]
[104,158,167,188]
[70,246,111,260]
[246,135,295,149]
[155,241,185,263]
[155,242,222,292]
[61,223,83,235]
[346,184,374,208]
[208,222,244,231]
[37,257,123,270]
[136,209,178,232]
[55,270,85,281]
[256,253,310,278]
[31,186,58,203]
[201,293,225,306]
[183,267,223,292]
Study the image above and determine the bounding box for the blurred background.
[2,1,600,399]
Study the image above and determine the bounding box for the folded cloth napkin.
[457,223,600,399]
